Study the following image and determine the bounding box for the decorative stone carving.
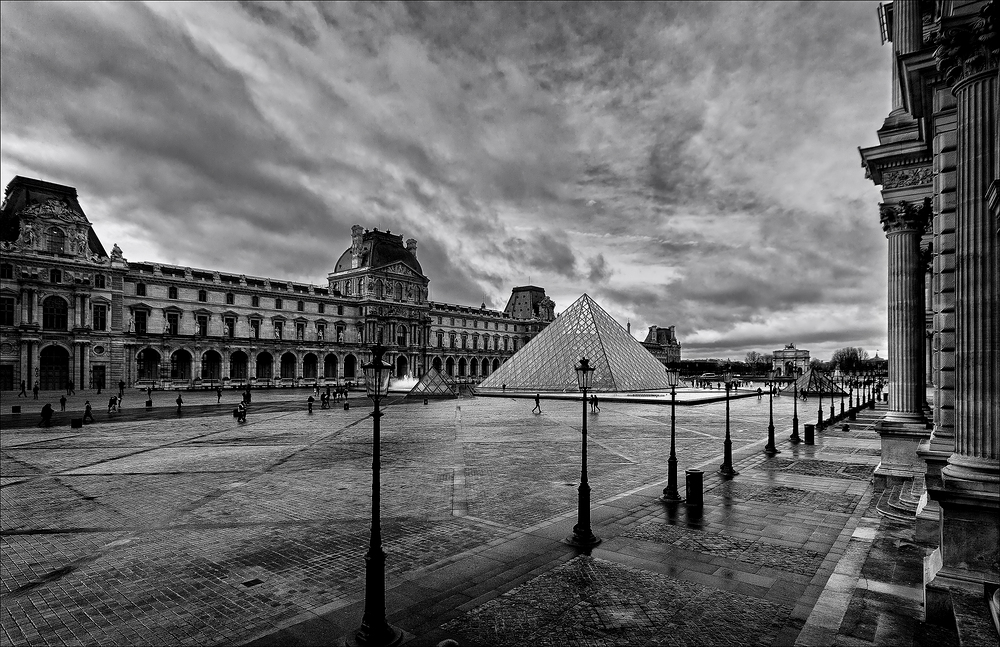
[882,167,933,189]
[880,198,933,234]
[21,199,84,223]
[934,1,999,86]
[111,244,124,262]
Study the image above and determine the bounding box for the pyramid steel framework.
[406,367,459,398]
[783,368,847,396]
[478,294,671,393]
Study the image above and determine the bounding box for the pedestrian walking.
[236,401,247,423]
[216,386,222,403]
[593,394,600,412]
[175,394,183,412]
[757,387,763,399]
[60,395,67,411]
[18,380,27,397]
[83,400,95,423]
[146,385,152,400]
[118,380,125,398]
[32,381,39,400]
[502,383,506,393]
[67,379,75,395]
[532,393,541,414]
[39,403,53,427]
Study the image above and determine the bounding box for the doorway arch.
[40,345,70,390]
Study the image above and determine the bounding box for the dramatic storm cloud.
[0,1,891,360]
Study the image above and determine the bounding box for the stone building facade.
[0,176,555,392]
[858,0,997,625]
[640,325,682,367]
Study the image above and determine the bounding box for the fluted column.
[943,66,999,483]
[880,200,931,424]
[924,3,999,620]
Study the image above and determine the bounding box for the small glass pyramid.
[407,366,459,398]
[783,368,847,396]
[478,294,671,393]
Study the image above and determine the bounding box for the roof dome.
[332,228,422,275]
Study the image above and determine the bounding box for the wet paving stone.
[623,521,825,576]
[759,457,874,481]
[442,555,790,647]
[713,482,863,515]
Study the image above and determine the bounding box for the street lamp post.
[350,343,404,647]
[848,371,854,409]
[568,357,600,547]
[719,368,738,477]
[764,370,779,456]
[838,371,845,416]
[829,372,836,422]
[790,377,801,443]
[660,367,683,503]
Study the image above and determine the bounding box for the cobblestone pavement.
[0,394,959,646]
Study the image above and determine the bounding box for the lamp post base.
[566,527,602,548]
[718,465,739,478]
[659,489,684,504]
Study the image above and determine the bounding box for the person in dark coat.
[32,381,39,400]
[83,401,95,423]
[18,380,27,398]
[532,394,541,414]
[60,395,67,411]
[39,403,53,427]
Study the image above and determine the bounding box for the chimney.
[406,238,417,258]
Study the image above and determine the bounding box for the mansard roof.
[332,228,423,276]
[1,175,108,257]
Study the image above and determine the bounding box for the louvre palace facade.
[0,175,559,392]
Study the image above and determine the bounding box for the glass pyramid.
[478,294,671,393]
[407,366,459,398]
[783,368,847,396]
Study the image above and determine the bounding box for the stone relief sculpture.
[21,222,35,248]
[111,244,124,261]
[127,315,135,333]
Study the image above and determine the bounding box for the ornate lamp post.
[817,375,825,429]
[719,367,738,477]
[660,367,683,503]
[789,375,801,443]
[837,370,845,415]
[764,370,780,455]
[848,371,854,409]
[350,343,404,647]
[829,371,836,421]
[567,357,600,547]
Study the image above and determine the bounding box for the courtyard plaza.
[0,388,967,646]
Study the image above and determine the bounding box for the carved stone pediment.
[387,263,414,276]
[21,199,88,225]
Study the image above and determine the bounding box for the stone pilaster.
[925,2,1000,623]
[875,199,931,489]
[892,0,925,111]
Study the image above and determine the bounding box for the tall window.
[337,305,343,315]
[197,315,208,336]
[94,274,106,288]
[275,298,283,310]
[0,264,12,279]
[318,303,325,314]
[136,283,146,296]
[50,269,62,284]
[437,332,444,348]
[225,317,236,338]
[47,227,65,253]
[0,296,14,326]
[198,289,207,303]
[92,304,107,331]
[226,292,235,305]
[252,295,260,307]
[169,286,178,299]
[134,310,148,334]
[42,296,68,330]
[167,313,179,335]
[449,333,456,348]
[297,300,304,312]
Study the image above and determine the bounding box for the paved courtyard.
[1,390,959,646]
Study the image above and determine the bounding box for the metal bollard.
[804,423,815,445]
[685,470,704,507]
[71,418,83,428]
[343,401,349,410]
[11,405,21,414]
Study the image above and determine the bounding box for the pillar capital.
[880,197,932,235]
[934,1,999,88]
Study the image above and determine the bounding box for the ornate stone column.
[925,2,1000,621]
[875,199,932,489]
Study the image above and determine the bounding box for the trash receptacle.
[71,418,83,429]
[344,401,350,411]
[11,405,21,414]
[804,423,815,445]
[685,470,704,507]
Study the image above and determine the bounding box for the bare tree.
[831,347,870,371]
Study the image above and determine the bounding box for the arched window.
[42,296,68,330]
[47,227,65,253]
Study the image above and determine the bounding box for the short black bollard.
[71,418,83,429]
[307,396,314,413]
[12,405,21,414]
[424,398,428,405]
[804,423,815,445]
[145,400,153,410]
[343,401,349,410]
[849,409,856,421]
[685,470,704,507]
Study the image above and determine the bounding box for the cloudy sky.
[1,1,893,360]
